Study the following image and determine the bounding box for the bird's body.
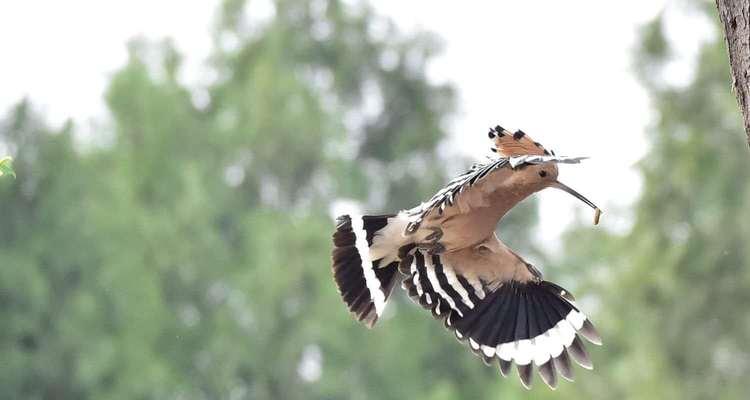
[411,161,552,252]
[440,234,535,288]
[330,125,602,390]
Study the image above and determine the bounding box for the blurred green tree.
[549,2,750,399]
[0,157,14,178]
[0,1,543,399]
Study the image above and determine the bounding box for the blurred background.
[1,0,748,399]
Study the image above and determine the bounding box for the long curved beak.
[552,181,598,209]
[552,182,602,225]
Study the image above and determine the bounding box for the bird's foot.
[415,227,445,255]
[423,226,443,242]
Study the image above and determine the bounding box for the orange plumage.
[489,125,549,157]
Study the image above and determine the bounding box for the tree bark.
[716,0,750,145]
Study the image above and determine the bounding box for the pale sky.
[0,1,709,252]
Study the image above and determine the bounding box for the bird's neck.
[488,186,540,221]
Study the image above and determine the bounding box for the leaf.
[0,156,15,178]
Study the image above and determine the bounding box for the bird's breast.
[422,185,538,252]
[438,212,498,251]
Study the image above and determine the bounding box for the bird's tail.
[331,214,406,327]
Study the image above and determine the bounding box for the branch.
[716,0,750,145]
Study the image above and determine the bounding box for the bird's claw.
[426,242,445,255]
[416,227,445,254]
[424,227,443,242]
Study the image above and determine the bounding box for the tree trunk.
[716,0,750,145]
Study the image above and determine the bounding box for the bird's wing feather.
[397,242,601,389]
[404,155,586,234]
[404,158,509,233]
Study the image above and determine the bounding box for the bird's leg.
[423,227,443,242]
[415,226,445,255]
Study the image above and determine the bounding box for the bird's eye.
[538,170,547,178]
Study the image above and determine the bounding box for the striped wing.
[404,155,586,234]
[404,158,509,233]
[398,247,601,390]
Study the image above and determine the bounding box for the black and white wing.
[398,247,601,390]
[404,155,586,234]
[404,158,509,233]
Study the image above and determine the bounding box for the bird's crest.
[488,125,550,157]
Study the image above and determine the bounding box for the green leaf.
[0,156,15,178]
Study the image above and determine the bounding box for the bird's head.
[489,125,602,224]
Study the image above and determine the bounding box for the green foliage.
[555,3,750,399]
[4,0,743,399]
[0,1,535,399]
[0,157,14,178]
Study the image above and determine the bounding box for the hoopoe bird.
[331,125,603,390]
